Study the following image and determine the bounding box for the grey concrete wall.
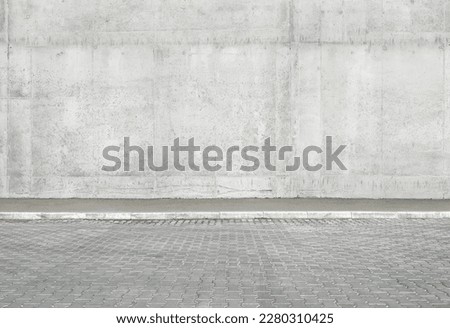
[0,0,449,199]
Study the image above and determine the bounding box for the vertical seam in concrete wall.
[29,46,33,188]
[318,1,323,197]
[288,0,294,167]
[443,39,447,199]
[288,0,294,148]
[4,0,9,196]
[381,0,385,198]
[151,55,159,197]
[442,0,446,199]
[341,0,345,42]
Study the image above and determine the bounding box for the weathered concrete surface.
[0,0,449,198]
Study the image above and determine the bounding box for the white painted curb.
[1,211,450,220]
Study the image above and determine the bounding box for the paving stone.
[0,218,449,307]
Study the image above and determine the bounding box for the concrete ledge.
[1,211,450,220]
[1,198,450,220]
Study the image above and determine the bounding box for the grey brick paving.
[0,218,450,308]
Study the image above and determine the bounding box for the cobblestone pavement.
[1,218,450,308]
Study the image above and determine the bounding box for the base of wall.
[1,211,450,220]
[1,198,450,220]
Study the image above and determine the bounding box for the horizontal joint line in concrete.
[8,39,450,47]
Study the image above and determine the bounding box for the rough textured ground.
[0,218,449,308]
